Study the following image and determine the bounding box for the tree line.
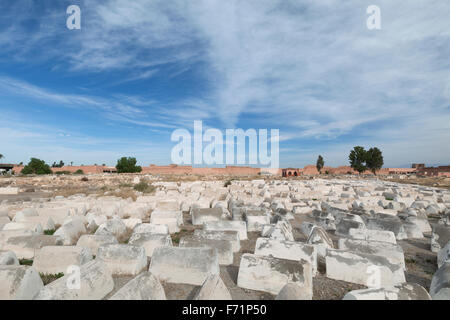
[4,156,143,175]
[316,146,384,175]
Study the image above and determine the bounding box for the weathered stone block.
[128,233,172,258]
[54,218,86,245]
[237,253,312,296]
[34,260,114,300]
[2,235,63,259]
[95,219,127,241]
[133,223,169,235]
[429,261,450,300]
[194,274,232,300]
[33,246,93,274]
[254,238,317,275]
[0,250,19,266]
[348,228,397,244]
[326,249,405,286]
[343,283,431,300]
[204,221,247,240]
[338,238,405,270]
[179,236,233,265]
[275,283,313,300]
[109,272,166,300]
[431,224,450,253]
[0,265,43,299]
[193,230,240,252]
[438,241,450,268]
[76,234,118,256]
[150,210,182,233]
[149,247,219,286]
[97,244,147,276]
[191,207,224,226]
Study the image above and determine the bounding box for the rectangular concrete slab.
[254,238,318,276]
[34,260,114,300]
[2,235,63,259]
[149,247,219,286]
[237,253,313,296]
[193,230,240,252]
[179,236,233,265]
[203,221,247,240]
[326,249,405,287]
[33,245,93,274]
[128,233,172,258]
[338,238,405,270]
[97,244,147,276]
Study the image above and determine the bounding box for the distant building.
[281,168,302,177]
[415,165,450,177]
[0,164,14,174]
[52,165,117,174]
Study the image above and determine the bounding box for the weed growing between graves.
[224,179,233,187]
[133,182,156,194]
[19,259,33,266]
[119,183,133,188]
[44,229,55,235]
[405,258,416,264]
[171,228,195,245]
[40,272,64,285]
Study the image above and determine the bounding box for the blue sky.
[0,0,449,168]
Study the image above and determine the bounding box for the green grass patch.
[19,259,33,266]
[119,183,133,188]
[44,229,56,235]
[171,228,194,245]
[40,272,64,285]
[133,182,156,194]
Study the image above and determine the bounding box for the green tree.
[21,158,52,175]
[0,154,3,161]
[51,161,64,168]
[316,155,324,173]
[116,157,142,173]
[366,147,384,175]
[349,146,367,174]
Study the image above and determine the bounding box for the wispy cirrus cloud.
[0,0,449,166]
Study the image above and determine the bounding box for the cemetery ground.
[0,173,448,300]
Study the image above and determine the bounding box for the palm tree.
[0,154,3,161]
